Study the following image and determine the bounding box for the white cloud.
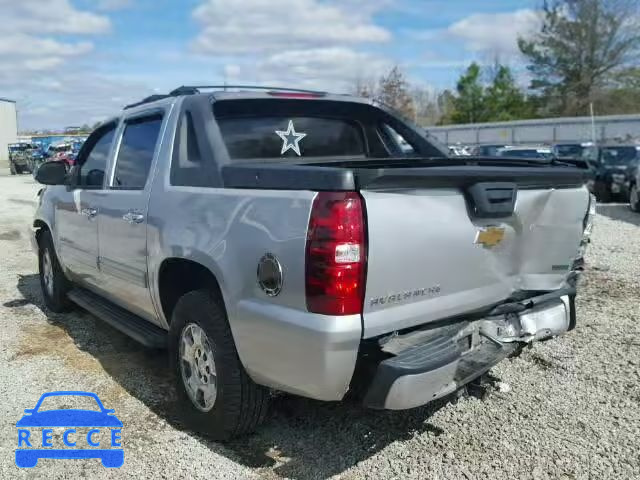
[0,35,93,58]
[215,47,391,93]
[256,47,391,90]
[0,0,110,82]
[0,1,124,129]
[447,9,541,56]
[1,0,110,35]
[9,72,154,130]
[191,0,391,54]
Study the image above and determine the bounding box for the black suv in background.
[583,144,639,202]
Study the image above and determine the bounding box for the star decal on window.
[275,120,307,156]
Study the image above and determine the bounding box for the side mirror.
[35,161,67,185]
[23,409,34,414]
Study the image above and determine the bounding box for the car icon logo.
[15,391,123,468]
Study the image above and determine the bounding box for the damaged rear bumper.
[362,292,574,410]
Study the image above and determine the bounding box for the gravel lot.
[0,172,638,479]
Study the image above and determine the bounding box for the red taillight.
[305,191,366,315]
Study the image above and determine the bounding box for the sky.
[0,0,541,131]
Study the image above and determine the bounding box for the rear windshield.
[217,116,365,160]
[211,98,447,162]
[500,149,548,159]
[555,144,584,157]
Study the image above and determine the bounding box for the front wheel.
[38,231,71,312]
[630,184,640,212]
[9,161,16,175]
[169,289,270,440]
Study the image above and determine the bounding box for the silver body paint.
[32,94,590,403]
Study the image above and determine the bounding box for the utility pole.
[590,102,597,145]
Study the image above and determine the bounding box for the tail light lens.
[305,192,366,315]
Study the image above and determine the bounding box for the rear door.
[95,111,165,324]
[57,124,117,287]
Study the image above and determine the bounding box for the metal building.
[0,98,18,166]
[426,113,640,146]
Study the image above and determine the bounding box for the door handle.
[81,208,97,219]
[122,211,145,224]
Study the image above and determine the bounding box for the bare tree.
[352,73,377,99]
[410,86,444,126]
[376,66,416,120]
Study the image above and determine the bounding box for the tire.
[169,289,269,440]
[594,182,611,203]
[630,184,640,212]
[38,230,71,312]
[9,161,16,175]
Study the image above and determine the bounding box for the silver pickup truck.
[31,86,594,440]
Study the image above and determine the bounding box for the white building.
[0,98,18,166]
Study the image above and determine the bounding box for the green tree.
[485,65,534,121]
[519,0,640,116]
[451,63,487,124]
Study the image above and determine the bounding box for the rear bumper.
[232,300,362,401]
[363,294,573,410]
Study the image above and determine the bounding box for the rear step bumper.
[363,294,573,410]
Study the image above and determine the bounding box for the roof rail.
[124,85,328,110]
[170,85,327,95]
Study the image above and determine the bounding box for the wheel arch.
[33,219,50,243]
[156,257,226,326]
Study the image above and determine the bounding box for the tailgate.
[361,184,589,338]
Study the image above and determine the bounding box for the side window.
[381,124,416,156]
[78,126,116,188]
[170,111,217,187]
[112,114,163,190]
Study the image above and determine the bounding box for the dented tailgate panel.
[360,186,589,339]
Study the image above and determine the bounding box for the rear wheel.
[169,289,270,440]
[38,230,71,312]
[630,184,640,212]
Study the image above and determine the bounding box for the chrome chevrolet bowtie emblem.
[275,120,307,156]
[475,226,506,248]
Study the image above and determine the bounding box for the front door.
[57,124,117,287]
[95,112,165,324]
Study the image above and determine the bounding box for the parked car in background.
[497,145,553,160]
[29,144,46,172]
[448,145,471,156]
[582,144,639,202]
[469,144,507,157]
[552,143,587,160]
[8,143,36,175]
[47,142,76,170]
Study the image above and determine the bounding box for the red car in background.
[47,143,78,170]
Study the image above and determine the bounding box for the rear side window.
[112,114,163,190]
[171,111,219,187]
[380,124,416,155]
[217,117,365,160]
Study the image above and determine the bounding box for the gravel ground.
[0,173,638,479]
